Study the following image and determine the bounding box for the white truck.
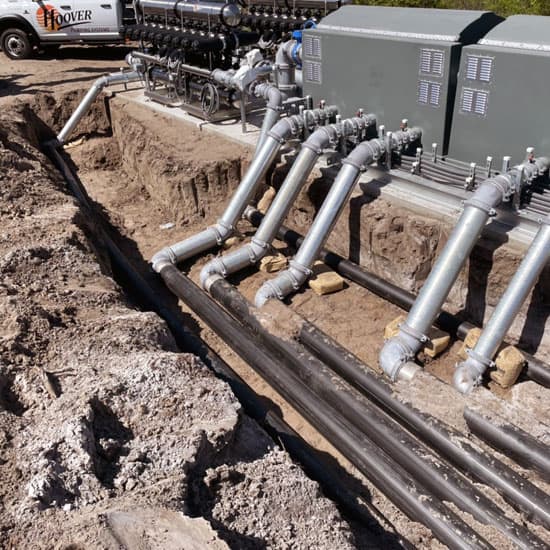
[0,0,134,59]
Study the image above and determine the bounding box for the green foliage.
[353,0,550,16]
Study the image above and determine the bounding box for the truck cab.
[0,0,134,59]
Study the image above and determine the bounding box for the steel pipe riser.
[379,171,515,381]
[153,108,338,273]
[245,208,550,388]
[207,280,548,548]
[203,278,496,547]
[200,146,319,285]
[298,324,550,529]
[57,71,142,145]
[378,156,550,382]
[454,219,550,393]
[255,128,421,306]
[201,116,377,286]
[464,408,550,483]
[152,122,292,271]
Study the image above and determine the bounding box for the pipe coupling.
[212,220,233,244]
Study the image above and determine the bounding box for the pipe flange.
[465,348,495,370]
[463,197,498,216]
[399,322,430,345]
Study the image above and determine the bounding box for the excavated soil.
[0,56,376,549]
[1,49,549,548]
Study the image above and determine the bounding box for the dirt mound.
[0,103,359,549]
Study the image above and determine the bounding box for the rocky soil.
[0,60,368,548]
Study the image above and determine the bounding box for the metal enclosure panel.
[302,6,502,155]
[449,45,550,165]
[303,31,458,152]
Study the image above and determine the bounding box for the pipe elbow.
[379,337,416,381]
[453,351,488,394]
[267,115,302,143]
[151,247,176,273]
[255,267,302,307]
[303,127,334,154]
[200,257,226,289]
[255,281,279,307]
[453,360,483,395]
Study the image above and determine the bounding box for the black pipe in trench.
[298,322,550,530]
[160,265,492,550]
[207,277,550,544]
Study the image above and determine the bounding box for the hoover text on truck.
[36,5,93,32]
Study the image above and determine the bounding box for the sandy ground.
[1,45,549,548]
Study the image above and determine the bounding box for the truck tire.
[1,28,33,60]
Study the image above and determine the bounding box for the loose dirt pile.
[0,98,363,548]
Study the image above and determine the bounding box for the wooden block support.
[458,327,482,360]
[491,346,526,389]
[259,253,288,273]
[308,261,345,295]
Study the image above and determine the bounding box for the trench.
[24,89,550,547]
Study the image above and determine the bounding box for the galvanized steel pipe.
[200,115,376,288]
[255,127,421,306]
[454,216,550,393]
[379,158,550,382]
[56,70,142,145]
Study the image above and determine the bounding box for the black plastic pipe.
[46,145,391,532]
[298,322,550,529]
[207,279,546,549]
[464,408,550,483]
[160,266,491,549]
[246,209,550,388]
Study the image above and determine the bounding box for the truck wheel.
[1,28,33,60]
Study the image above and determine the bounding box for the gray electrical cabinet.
[302,6,502,154]
[448,16,550,165]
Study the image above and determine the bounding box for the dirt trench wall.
[110,101,251,227]
[0,101,361,549]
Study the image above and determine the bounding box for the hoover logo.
[36,4,93,32]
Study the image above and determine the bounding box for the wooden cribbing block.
[308,261,345,295]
